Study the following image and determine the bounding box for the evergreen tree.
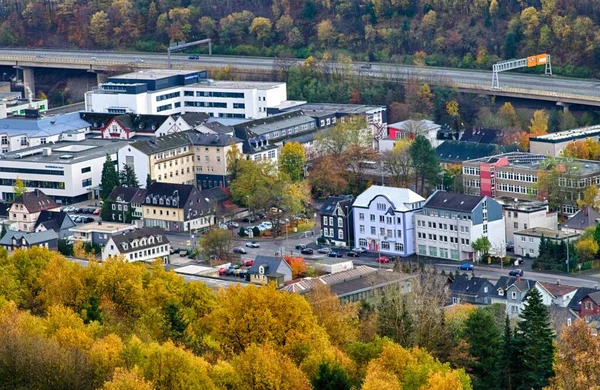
[146,173,153,189]
[0,223,6,238]
[311,361,352,390]
[464,309,502,390]
[100,154,119,200]
[501,316,514,390]
[119,165,139,187]
[594,222,600,249]
[409,135,441,195]
[164,303,189,345]
[513,288,555,390]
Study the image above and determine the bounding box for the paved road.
[1,48,600,103]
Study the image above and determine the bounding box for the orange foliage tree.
[563,137,600,160]
[284,256,308,279]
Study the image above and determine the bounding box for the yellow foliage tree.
[13,177,26,198]
[362,360,402,390]
[577,185,600,210]
[102,367,155,390]
[529,109,549,136]
[446,99,459,117]
[575,237,598,262]
[498,102,520,128]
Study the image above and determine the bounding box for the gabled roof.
[537,281,579,298]
[143,182,197,209]
[424,190,483,213]
[0,229,58,246]
[107,186,145,203]
[562,206,600,231]
[34,210,74,232]
[248,255,292,277]
[449,274,493,297]
[109,227,169,254]
[587,291,600,305]
[81,112,174,132]
[200,121,235,134]
[199,187,229,203]
[176,112,210,127]
[12,189,57,213]
[353,185,425,211]
[436,140,518,163]
[319,195,353,215]
[459,128,503,144]
[130,130,242,155]
[491,276,536,299]
[568,287,597,312]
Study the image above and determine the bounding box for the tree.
[102,367,155,390]
[577,185,600,209]
[13,177,26,198]
[249,17,272,45]
[315,116,370,156]
[199,228,233,264]
[500,316,514,390]
[90,11,111,47]
[513,288,555,389]
[464,309,502,390]
[559,111,579,131]
[119,165,139,187]
[575,237,598,262]
[316,20,336,47]
[498,102,520,129]
[311,361,352,390]
[100,154,119,200]
[382,140,412,188]
[309,155,348,197]
[536,158,581,213]
[284,255,307,279]
[409,135,441,195]
[146,174,153,189]
[563,138,600,160]
[529,109,549,136]
[279,142,306,181]
[547,319,600,390]
[471,236,492,261]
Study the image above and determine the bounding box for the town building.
[530,125,600,156]
[491,276,537,319]
[0,111,91,154]
[462,152,600,215]
[102,186,147,224]
[535,281,579,307]
[8,189,58,232]
[33,210,76,238]
[579,291,600,319]
[415,191,505,261]
[0,229,58,251]
[79,112,193,139]
[514,227,579,258]
[196,121,235,136]
[548,306,579,337]
[501,200,558,247]
[313,258,354,274]
[382,119,441,151]
[352,186,425,257]
[561,206,600,235]
[85,69,287,119]
[0,138,127,203]
[449,274,495,305]
[319,195,354,247]
[0,91,48,118]
[118,131,243,188]
[141,182,217,232]
[70,221,136,247]
[436,140,517,167]
[233,110,317,145]
[567,287,598,316]
[102,227,170,263]
[247,255,293,287]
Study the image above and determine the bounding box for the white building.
[415,191,506,262]
[535,281,579,308]
[352,185,425,257]
[502,200,558,246]
[0,138,128,203]
[514,227,579,258]
[85,69,287,119]
[102,227,170,263]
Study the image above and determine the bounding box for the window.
[514,222,518,228]
[338,229,344,240]
[359,213,364,221]
[386,216,392,224]
[370,227,376,235]
[370,214,375,221]
[323,216,328,225]
[511,292,517,299]
[338,217,343,227]
[379,215,384,222]
[521,236,526,242]
[233,103,245,109]
[377,203,386,211]
[498,289,504,296]
[484,287,488,293]
[418,245,426,255]
[359,238,368,247]
[329,217,333,225]
[429,246,438,257]
[82,178,92,187]
[381,241,390,250]
[360,225,365,233]
[483,224,488,234]
[440,248,448,258]
[529,237,534,243]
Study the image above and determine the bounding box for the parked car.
[179,250,188,257]
[346,251,360,257]
[218,223,229,229]
[188,55,200,60]
[169,247,177,254]
[63,206,75,213]
[262,221,273,229]
[74,216,83,223]
[352,247,367,253]
[92,208,101,215]
[458,263,474,271]
[256,212,266,219]
[242,259,254,266]
[509,269,524,277]
[295,244,307,250]
[377,256,390,263]
[301,248,314,255]
[233,247,247,254]
[246,241,260,248]
[243,215,257,223]
[228,221,239,228]
[84,217,95,223]
[317,247,332,254]
[218,268,228,276]
[328,251,344,258]
[360,63,372,69]
[239,269,249,278]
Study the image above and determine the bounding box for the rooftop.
[465,152,600,176]
[353,185,425,210]
[190,80,285,90]
[437,141,518,163]
[13,189,57,213]
[279,102,385,116]
[514,227,580,239]
[235,110,315,137]
[424,191,483,212]
[0,111,91,137]
[562,206,600,231]
[538,281,579,298]
[0,138,128,164]
[531,125,600,143]
[500,199,550,212]
[108,69,200,80]
[70,221,135,233]
[130,130,241,155]
[0,229,58,246]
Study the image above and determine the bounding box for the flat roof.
[314,258,354,265]
[110,69,200,80]
[514,227,579,239]
[70,222,135,233]
[531,125,600,143]
[0,138,128,164]
[500,199,550,212]
[189,80,285,90]
[175,265,217,274]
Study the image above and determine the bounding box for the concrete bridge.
[1,48,600,107]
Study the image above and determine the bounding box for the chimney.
[516,275,521,282]
[556,279,560,286]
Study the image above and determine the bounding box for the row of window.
[156,91,181,102]
[358,225,402,239]
[496,171,538,183]
[356,238,404,252]
[184,101,227,108]
[358,213,402,225]
[464,179,481,188]
[323,228,343,240]
[157,167,191,181]
[416,232,470,245]
[322,216,343,227]
[463,167,480,176]
[152,146,190,161]
[145,196,179,206]
[267,122,315,139]
[192,91,244,98]
[416,219,470,233]
[418,245,460,260]
[157,104,172,112]
[422,208,473,220]
[497,183,537,195]
[0,178,65,189]
[253,150,277,161]
[82,178,92,187]
[126,245,169,261]
[0,166,64,176]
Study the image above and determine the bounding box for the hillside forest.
[3,0,600,77]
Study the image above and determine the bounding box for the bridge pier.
[87,69,107,85]
[557,102,570,112]
[14,67,36,99]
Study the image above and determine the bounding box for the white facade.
[514,228,579,258]
[352,186,425,257]
[504,204,558,246]
[534,282,578,307]
[102,237,170,263]
[86,80,287,120]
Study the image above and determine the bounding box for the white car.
[317,247,332,254]
[63,206,76,213]
[261,221,273,229]
[218,223,229,229]
[228,221,240,228]
[352,247,367,253]
[246,241,260,248]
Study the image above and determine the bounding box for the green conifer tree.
[464,309,502,390]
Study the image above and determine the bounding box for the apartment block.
[501,200,558,246]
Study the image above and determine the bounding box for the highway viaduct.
[1,48,600,108]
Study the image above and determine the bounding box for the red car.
[92,208,101,215]
[241,259,254,267]
[377,256,390,263]
[218,268,227,276]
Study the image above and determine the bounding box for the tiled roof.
[108,187,145,203]
[587,291,600,305]
[568,287,597,312]
[143,182,197,209]
[538,281,579,298]
[353,185,424,210]
[562,206,600,231]
[34,210,74,232]
[0,229,58,246]
[109,227,169,254]
[450,275,493,297]
[491,276,537,299]
[436,140,518,163]
[248,255,292,276]
[13,189,57,213]
[319,195,353,215]
[424,190,483,212]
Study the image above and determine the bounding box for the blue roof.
[0,112,90,137]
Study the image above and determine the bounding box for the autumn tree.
[249,16,272,46]
[577,185,600,209]
[382,140,412,187]
[308,155,349,197]
[498,102,520,129]
[102,367,155,390]
[547,319,600,390]
[199,228,233,263]
[536,158,581,213]
[563,138,600,160]
[13,177,26,198]
[575,237,598,262]
[284,255,308,278]
[315,116,370,155]
[279,141,306,181]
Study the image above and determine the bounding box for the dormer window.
[159,198,164,205]
[146,196,150,203]
[498,289,504,296]
[140,238,147,246]
[122,243,128,250]
[157,236,162,242]
[148,236,154,244]
[153,197,158,205]
[131,240,138,248]
[166,199,171,206]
